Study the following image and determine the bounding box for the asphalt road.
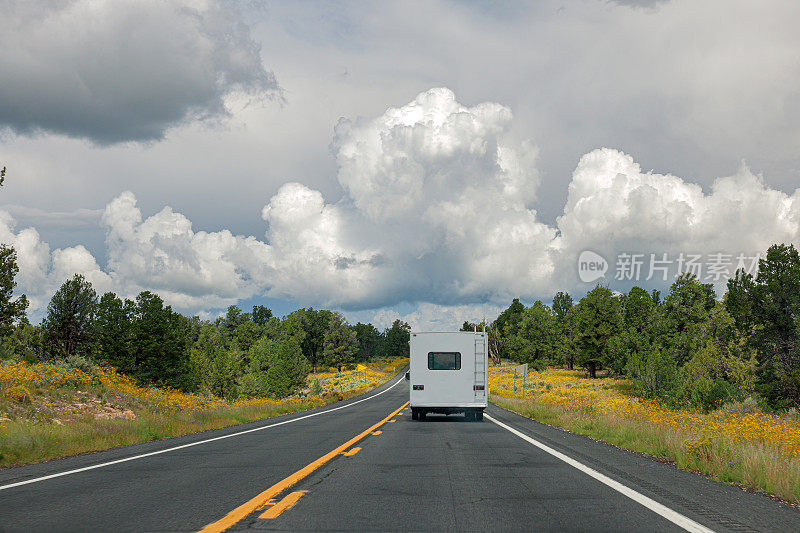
[1,371,799,532]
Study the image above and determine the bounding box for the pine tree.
[322,312,357,370]
[0,245,29,336]
[43,274,97,358]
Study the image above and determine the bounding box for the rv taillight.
[474,385,485,390]
[413,385,424,390]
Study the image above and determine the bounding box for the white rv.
[407,331,488,421]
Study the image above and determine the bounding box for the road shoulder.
[486,402,800,533]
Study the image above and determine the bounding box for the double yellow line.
[199,401,409,532]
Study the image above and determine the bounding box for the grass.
[0,356,406,469]
[489,364,800,504]
[0,399,323,467]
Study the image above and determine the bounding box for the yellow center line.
[198,401,408,533]
[259,491,308,519]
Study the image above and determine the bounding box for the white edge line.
[0,374,407,492]
[485,414,715,533]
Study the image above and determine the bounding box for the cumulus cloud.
[0,0,278,144]
[263,88,555,307]
[260,182,389,307]
[0,191,276,317]
[4,88,800,320]
[552,148,800,289]
[100,191,276,310]
[0,211,112,312]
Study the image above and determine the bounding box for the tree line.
[0,250,411,399]
[3,236,800,409]
[466,243,800,412]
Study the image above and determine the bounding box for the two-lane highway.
[2,372,799,532]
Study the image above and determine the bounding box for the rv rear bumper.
[410,402,486,409]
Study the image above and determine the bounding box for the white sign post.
[514,363,528,398]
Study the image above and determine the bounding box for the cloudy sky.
[2,0,799,329]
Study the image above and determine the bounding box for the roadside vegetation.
[478,243,800,503]
[0,356,406,468]
[489,366,800,503]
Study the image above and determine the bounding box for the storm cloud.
[0,0,279,144]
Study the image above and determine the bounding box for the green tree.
[189,323,239,397]
[607,286,655,376]
[513,301,558,368]
[462,320,502,364]
[263,336,309,398]
[130,291,190,388]
[657,273,715,366]
[43,274,97,359]
[552,292,575,369]
[354,322,382,362]
[211,347,243,398]
[232,319,263,354]
[726,244,800,408]
[383,319,411,359]
[621,286,655,333]
[94,292,134,371]
[725,271,756,333]
[0,245,29,336]
[284,308,332,371]
[241,335,309,398]
[251,305,273,325]
[650,289,661,306]
[221,305,248,334]
[204,345,242,399]
[322,312,358,370]
[492,298,525,358]
[574,285,620,378]
[702,303,740,350]
[552,292,573,322]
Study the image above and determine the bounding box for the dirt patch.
[2,389,136,423]
[53,395,136,422]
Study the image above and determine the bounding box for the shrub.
[1,324,45,363]
[627,347,678,401]
[59,354,101,376]
[679,341,756,412]
[682,376,736,412]
[236,372,264,398]
[3,385,32,404]
[719,396,760,415]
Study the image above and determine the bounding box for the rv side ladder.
[474,335,487,400]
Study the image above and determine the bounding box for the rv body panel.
[409,331,488,416]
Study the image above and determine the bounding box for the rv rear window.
[427,352,461,370]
